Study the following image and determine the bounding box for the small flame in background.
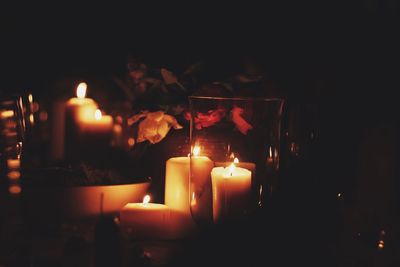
[143,195,151,204]
[28,93,33,103]
[95,109,102,120]
[76,82,87,98]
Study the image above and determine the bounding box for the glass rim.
[188,96,284,102]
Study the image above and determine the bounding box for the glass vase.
[188,96,284,225]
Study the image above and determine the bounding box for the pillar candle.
[211,162,252,223]
[65,82,98,123]
[79,109,113,135]
[120,195,171,240]
[164,148,214,232]
[64,82,98,160]
[215,161,256,180]
[50,100,66,161]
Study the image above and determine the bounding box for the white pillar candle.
[211,160,252,223]
[64,82,99,159]
[120,195,171,240]
[65,82,98,124]
[79,109,113,134]
[164,147,214,233]
[215,161,256,180]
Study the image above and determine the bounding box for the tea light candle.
[120,195,171,240]
[211,158,252,223]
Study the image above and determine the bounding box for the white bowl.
[23,182,150,220]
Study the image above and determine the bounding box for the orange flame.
[94,109,102,120]
[143,195,150,204]
[76,82,87,98]
[193,146,200,157]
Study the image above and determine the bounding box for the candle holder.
[188,96,284,225]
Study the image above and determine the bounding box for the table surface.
[2,190,400,267]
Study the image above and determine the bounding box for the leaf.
[160,68,178,85]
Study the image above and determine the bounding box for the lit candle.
[79,109,113,134]
[120,195,171,240]
[65,82,98,123]
[64,82,99,159]
[211,158,252,223]
[164,146,214,229]
[215,161,255,181]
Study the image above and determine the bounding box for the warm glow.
[378,240,385,249]
[228,163,235,176]
[193,146,200,157]
[1,110,14,119]
[9,185,21,194]
[28,93,33,103]
[226,158,239,176]
[191,192,197,206]
[143,195,151,204]
[29,114,34,124]
[7,159,20,170]
[39,111,48,121]
[76,82,87,98]
[113,124,122,133]
[7,171,21,180]
[128,138,135,147]
[116,115,123,124]
[94,109,102,120]
[258,185,263,206]
[269,146,273,158]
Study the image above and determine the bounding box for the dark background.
[1,4,400,266]
[2,1,399,221]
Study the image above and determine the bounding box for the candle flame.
[269,146,273,158]
[191,192,197,206]
[94,109,102,120]
[76,82,87,98]
[143,195,150,204]
[29,114,34,124]
[28,93,33,103]
[228,163,235,176]
[227,158,239,177]
[378,240,385,249]
[193,146,200,157]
